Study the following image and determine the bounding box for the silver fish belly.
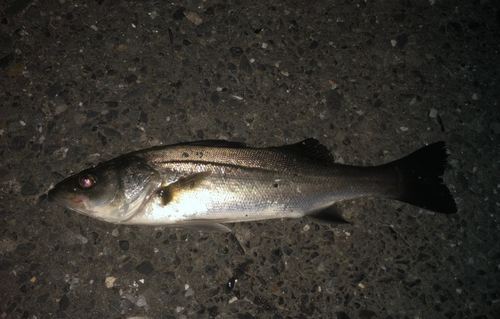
[48,139,457,232]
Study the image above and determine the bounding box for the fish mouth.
[48,188,90,212]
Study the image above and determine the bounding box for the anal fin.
[182,223,232,232]
[306,205,350,224]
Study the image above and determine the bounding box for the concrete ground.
[1,0,499,318]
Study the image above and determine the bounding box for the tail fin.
[389,142,457,214]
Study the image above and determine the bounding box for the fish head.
[48,157,161,223]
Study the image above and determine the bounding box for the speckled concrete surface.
[1,0,499,318]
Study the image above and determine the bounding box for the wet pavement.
[1,0,499,318]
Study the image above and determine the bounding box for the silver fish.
[48,139,456,232]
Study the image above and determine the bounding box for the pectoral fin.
[172,171,211,189]
[158,171,211,205]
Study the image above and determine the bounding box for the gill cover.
[49,157,161,223]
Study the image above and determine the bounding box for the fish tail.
[389,141,457,214]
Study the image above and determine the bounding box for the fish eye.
[78,174,98,189]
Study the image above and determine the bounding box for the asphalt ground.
[1,0,499,318]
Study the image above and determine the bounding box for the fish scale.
[48,139,457,232]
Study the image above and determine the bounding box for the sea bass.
[48,139,457,232]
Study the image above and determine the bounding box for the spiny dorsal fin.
[271,138,335,163]
[174,140,247,148]
[168,139,334,162]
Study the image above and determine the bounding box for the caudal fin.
[389,142,457,214]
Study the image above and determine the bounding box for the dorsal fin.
[271,138,335,163]
[170,139,334,162]
[173,140,247,148]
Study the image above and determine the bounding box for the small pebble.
[136,295,148,307]
[185,12,203,25]
[75,234,88,244]
[429,108,438,118]
[105,277,116,288]
[55,104,68,115]
[184,288,194,297]
[175,306,184,313]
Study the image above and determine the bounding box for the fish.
[48,139,457,232]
